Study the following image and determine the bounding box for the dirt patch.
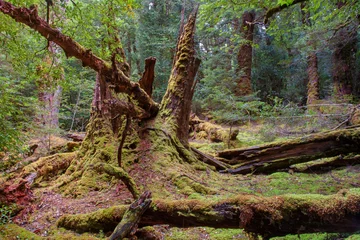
[14,183,133,236]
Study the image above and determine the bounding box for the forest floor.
[1,120,360,240]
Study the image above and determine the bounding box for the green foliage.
[0,205,13,225]
[59,60,95,131]
[0,60,35,153]
[134,0,196,101]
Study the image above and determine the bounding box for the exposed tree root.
[0,152,76,205]
[57,189,360,239]
[93,163,139,199]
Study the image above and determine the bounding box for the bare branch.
[0,0,110,73]
[264,0,308,24]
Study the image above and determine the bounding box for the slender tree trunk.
[69,88,81,131]
[301,3,320,107]
[306,52,320,105]
[235,11,255,96]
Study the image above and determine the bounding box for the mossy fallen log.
[57,189,360,239]
[290,154,360,173]
[217,128,360,174]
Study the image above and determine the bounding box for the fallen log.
[217,128,360,174]
[191,147,229,170]
[57,189,360,239]
[290,154,360,173]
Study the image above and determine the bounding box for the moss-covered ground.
[0,121,359,240]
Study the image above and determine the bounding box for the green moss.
[57,205,128,233]
[173,175,216,195]
[21,152,77,181]
[271,232,360,240]
[0,224,42,240]
[163,227,245,240]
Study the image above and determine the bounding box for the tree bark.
[58,190,360,239]
[217,127,360,174]
[235,11,255,96]
[139,57,156,98]
[306,52,320,106]
[290,154,360,173]
[301,3,320,107]
[159,7,200,145]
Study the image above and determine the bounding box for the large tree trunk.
[159,7,201,145]
[235,11,255,96]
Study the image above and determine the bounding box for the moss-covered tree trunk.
[235,11,255,96]
[159,7,200,145]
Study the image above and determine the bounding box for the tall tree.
[301,2,320,106]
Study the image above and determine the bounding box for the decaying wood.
[65,133,85,142]
[117,114,131,168]
[217,128,360,174]
[58,190,360,239]
[109,191,152,240]
[350,104,360,125]
[139,57,156,98]
[190,116,239,143]
[290,154,360,173]
[191,147,229,170]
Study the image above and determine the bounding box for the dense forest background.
[1,0,359,154]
